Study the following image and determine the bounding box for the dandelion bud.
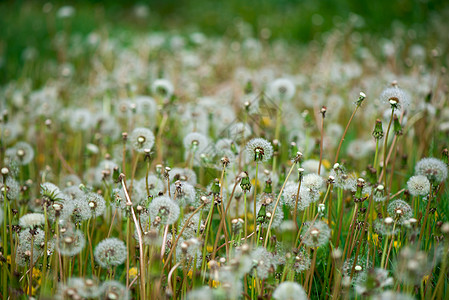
[320,106,327,118]
[221,156,230,167]
[211,179,221,195]
[372,119,384,140]
[354,178,366,200]
[441,222,449,234]
[318,203,325,213]
[1,167,8,176]
[156,164,163,175]
[272,139,280,155]
[384,217,394,225]
[393,114,402,135]
[45,118,52,128]
[121,132,128,142]
[289,142,298,158]
[240,172,252,191]
[442,148,449,166]
[200,196,210,205]
[293,151,303,164]
[263,178,272,193]
[298,168,304,182]
[244,80,253,94]
[356,92,366,106]
[332,248,342,260]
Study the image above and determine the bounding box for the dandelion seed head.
[268,78,296,102]
[171,181,196,207]
[273,281,308,300]
[293,250,311,273]
[7,141,34,165]
[83,192,106,217]
[58,228,85,257]
[152,78,174,98]
[129,127,155,153]
[387,199,412,224]
[101,280,130,300]
[149,195,180,225]
[301,159,326,175]
[0,177,20,202]
[380,85,410,111]
[19,213,45,228]
[246,138,273,162]
[415,157,448,184]
[301,220,330,248]
[94,238,127,268]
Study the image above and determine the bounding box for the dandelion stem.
[334,104,360,164]
[264,162,296,247]
[121,175,146,300]
[253,162,259,243]
[382,107,395,189]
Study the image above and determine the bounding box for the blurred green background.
[1,0,448,84]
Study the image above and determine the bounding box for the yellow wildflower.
[129,267,138,279]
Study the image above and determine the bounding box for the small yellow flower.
[188,270,193,279]
[207,245,213,253]
[33,268,42,284]
[369,233,379,246]
[129,267,138,279]
[322,159,331,169]
[212,280,219,288]
[261,116,272,127]
[394,240,401,249]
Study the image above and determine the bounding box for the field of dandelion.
[1,1,449,299]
